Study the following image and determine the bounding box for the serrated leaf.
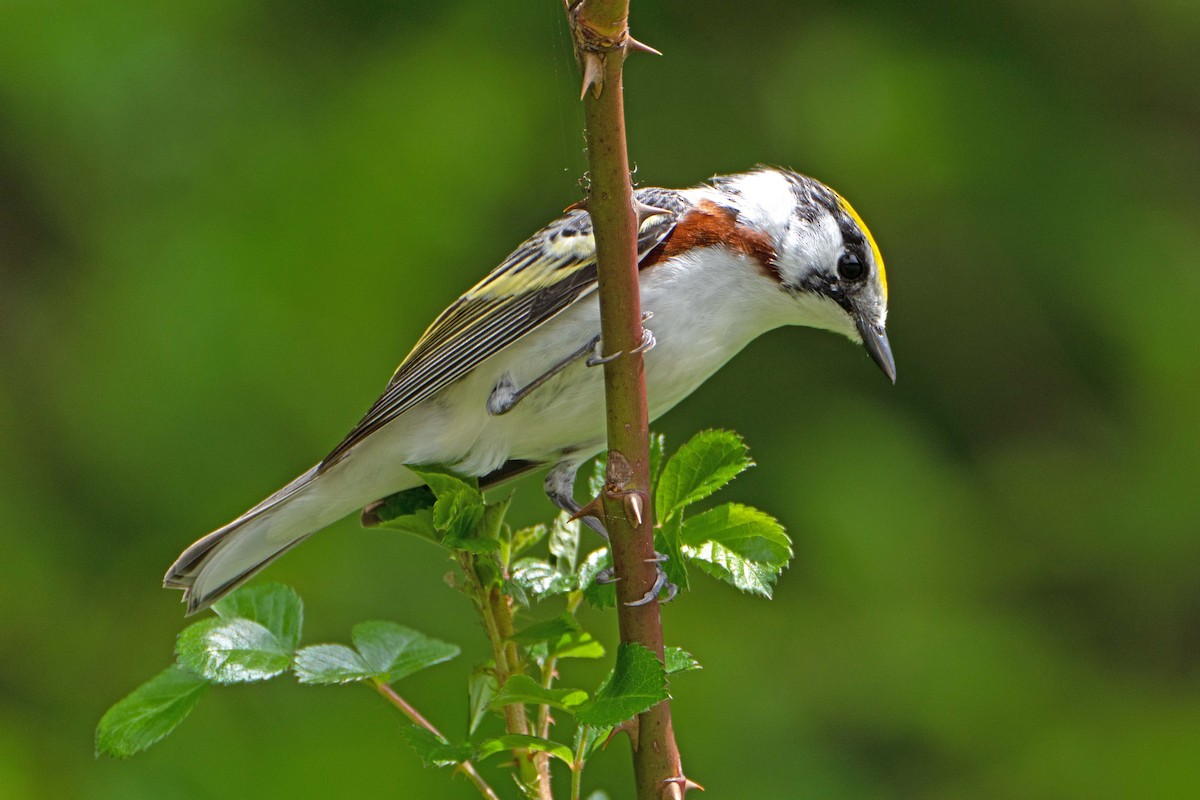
[489,674,587,712]
[435,487,485,536]
[656,517,690,593]
[481,494,511,537]
[656,430,753,522]
[511,558,575,599]
[444,494,505,553]
[664,646,701,675]
[294,644,372,684]
[680,503,792,566]
[573,722,611,762]
[509,523,547,559]
[212,583,303,651]
[514,616,605,660]
[401,725,471,768]
[578,548,616,609]
[96,666,210,758]
[363,485,438,539]
[683,541,784,597]
[351,621,460,684]
[680,503,792,595]
[574,643,667,727]
[476,734,574,765]
[175,617,291,684]
[467,663,499,737]
[548,512,580,573]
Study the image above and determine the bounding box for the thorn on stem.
[626,35,663,56]
[579,52,604,99]
[603,718,640,752]
[634,199,672,224]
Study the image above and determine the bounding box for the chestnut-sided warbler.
[165,166,894,613]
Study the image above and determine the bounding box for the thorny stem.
[456,551,553,799]
[565,1,687,798]
[372,681,500,800]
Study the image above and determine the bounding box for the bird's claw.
[585,314,656,367]
[624,551,677,606]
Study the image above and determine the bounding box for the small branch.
[372,681,501,800]
[564,2,688,798]
[457,551,553,799]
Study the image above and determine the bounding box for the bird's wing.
[319,187,692,469]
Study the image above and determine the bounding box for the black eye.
[837,250,866,282]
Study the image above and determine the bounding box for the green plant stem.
[570,728,589,800]
[372,680,500,800]
[566,1,685,797]
[456,551,553,799]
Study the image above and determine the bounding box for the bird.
[164,166,894,614]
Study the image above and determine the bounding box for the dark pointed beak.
[856,318,896,384]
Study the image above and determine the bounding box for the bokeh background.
[2,1,1198,798]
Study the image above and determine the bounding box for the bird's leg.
[487,337,598,416]
[488,311,655,416]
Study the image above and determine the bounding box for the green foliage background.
[2,1,1198,797]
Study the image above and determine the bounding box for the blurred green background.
[2,1,1198,798]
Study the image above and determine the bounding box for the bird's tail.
[164,464,362,615]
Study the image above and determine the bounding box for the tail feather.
[164,465,340,614]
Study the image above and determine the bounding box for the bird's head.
[712,167,895,383]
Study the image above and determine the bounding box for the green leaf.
[404,466,492,547]
[548,512,580,573]
[683,541,783,597]
[680,503,792,566]
[408,465,480,496]
[293,644,371,684]
[656,517,690,593]
[655,430,753,522]
[401,725,471,768]
[482,493,511,534]
[680,502,792,596]
[489,674,588,712]
[573,723,611,762]
[212,583,303,651]
[352,621,460,683]
[96,666,210,758]
[362,485,438,539]
[294,623,460,685]
[664,646,701,675]
[175,617,291,684]
[513,615,605,661]
[511,558,575,599]
[434,487,485,538]
[578,548,616,609]
[476,734,574,765]
[467,663,499,737]
[511,615,579,645]
[574,643,667,727]
[508,523,547,559]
